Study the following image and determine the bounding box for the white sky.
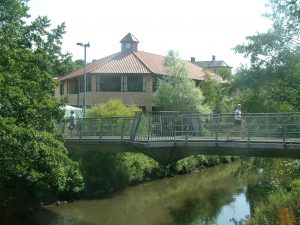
[28,0,272,72]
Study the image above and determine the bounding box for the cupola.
[120,32,139,53]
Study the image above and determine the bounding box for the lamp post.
[76,42,90,117]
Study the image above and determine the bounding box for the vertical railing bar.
[247,116,250,145]
[79,118,83,140]
[185,124,189,145]
[174,114,176,142]
[147,114,151,142]
[99,119,103,141]
[215,114,220,144]
[283,114,286,146]
[121,117,125,140]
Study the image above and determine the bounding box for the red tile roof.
[91,52,151,74]
[57,51,226,83]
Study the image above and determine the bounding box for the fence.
[61,112,300,144]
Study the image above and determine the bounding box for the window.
[79,75,91,92]
[152,76,158,92]
[60,82,64,95]
[127,75,145,92]
[67,79,78,94]
[96,75,121,92]
[121,76,127,92]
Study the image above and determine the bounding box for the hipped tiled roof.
[196,60,232,68]
[57,51,226,83]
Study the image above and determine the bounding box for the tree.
[199,74,233,113]
[0,0,83,212]
[87,99,141,117]
[154,50,211,113]
[232,0,300,112]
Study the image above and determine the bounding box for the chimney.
[191,57,195,63]
[212,55,216,61]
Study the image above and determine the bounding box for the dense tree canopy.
[232,0,300,112]
[154,50,211,113]
[0,0,83,212]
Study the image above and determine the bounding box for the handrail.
[61,112,300,145]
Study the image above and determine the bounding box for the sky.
[28,0,272,72]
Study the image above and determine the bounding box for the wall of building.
[55,75,155,111]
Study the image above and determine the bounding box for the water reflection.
[46,163,251,225]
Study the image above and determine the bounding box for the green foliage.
[69,149,234,199]
[0,0,84,212]
[0,117,83,211]
[218,68,232,81]
[249,189,300,225]
[87,99,140,117]
[69,151,158,197]
[236,158,300,224]
[154,50,211,113]
[289,179,300,192]
[232,0,300,112]
[200,74,232,113]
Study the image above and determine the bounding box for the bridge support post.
[130,112,142,142]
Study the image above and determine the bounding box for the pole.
[83,46,87,117]
[77,42,90,117]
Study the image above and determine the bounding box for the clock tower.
[120,32,139,53]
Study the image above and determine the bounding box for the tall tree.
[232,0,300,112]
[0,0,83,213]
[154,50,211,113]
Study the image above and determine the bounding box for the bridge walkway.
[62,112,300,163]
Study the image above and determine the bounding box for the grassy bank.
[69,151,235,199]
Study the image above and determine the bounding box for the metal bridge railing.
[133,112,300,143]
[61,112,300,144]
[61,116,135,140]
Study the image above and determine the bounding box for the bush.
[249,189,300,225]
[0,117,84,213]
[87,99,140,118]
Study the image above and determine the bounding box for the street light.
[76,42,90,117]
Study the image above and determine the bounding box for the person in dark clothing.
[68,111,77,137]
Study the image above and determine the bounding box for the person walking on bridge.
[228,104,244,139]
[234,104,243,136]
[68,110,77,137]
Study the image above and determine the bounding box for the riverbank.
[1,161,253,225]
[68,151,236,199]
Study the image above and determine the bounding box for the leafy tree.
[232,0,300,112]
[87,99,141,117]
[199,74,233,113]
[218,68,232,81]
[154,50,211,113]
[0,0,83,212]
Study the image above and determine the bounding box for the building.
[54,33,225,112]
[191,55,232,74]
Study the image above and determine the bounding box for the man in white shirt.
[234,104,243,137]
[228,104,243,139]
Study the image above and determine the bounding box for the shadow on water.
[0,208,82,225]
[1,162,255,225]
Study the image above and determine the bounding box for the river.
[1,162,256,225]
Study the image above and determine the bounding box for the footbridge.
[62,112,300,163]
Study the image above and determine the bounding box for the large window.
[96,75,146,92]
[79,75,91,92]
[96,75,121,92]
[67,79,78,94]
[127,75,145,92]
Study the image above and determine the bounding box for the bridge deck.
[62,112,300,161]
